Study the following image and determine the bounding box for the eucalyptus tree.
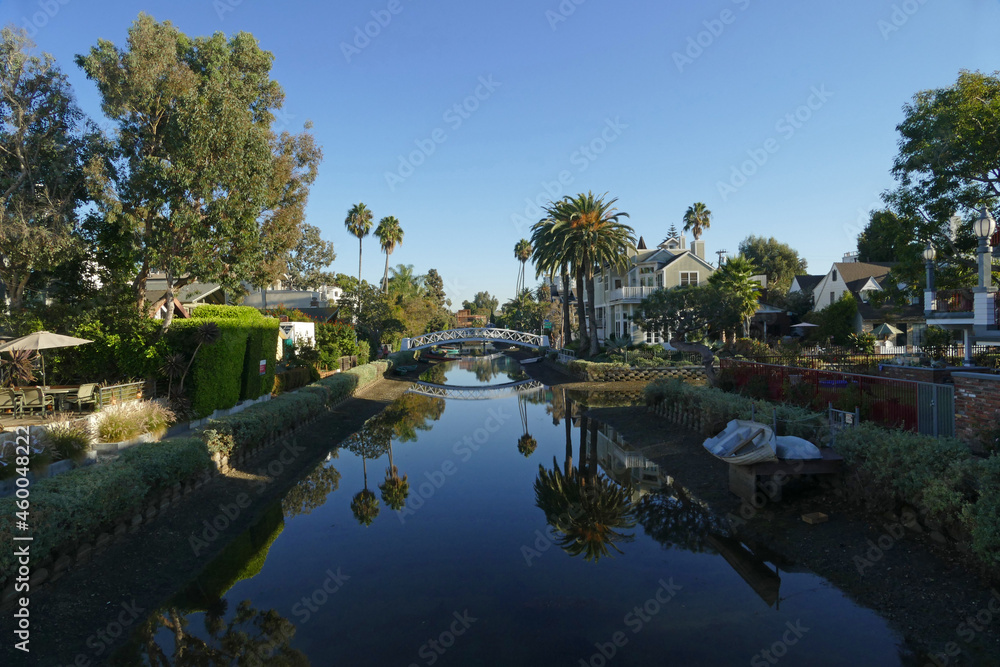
[0,27,97,311]
[682,202,712,240]
[374,215,403,293]
[77,14,321,329]
[344,202,373,301]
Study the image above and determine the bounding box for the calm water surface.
[114,357,906,666]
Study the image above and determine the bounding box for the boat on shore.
[702,419,777,466]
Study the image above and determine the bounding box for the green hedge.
[201,361,388,459]
[567,360,628,381]
[0,437,212,589]
[274,367,311,394]
[168,306,280,417]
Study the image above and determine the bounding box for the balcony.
[607,286,660,304]
[936,289,974,313]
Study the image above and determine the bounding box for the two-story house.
[594,231,715,345]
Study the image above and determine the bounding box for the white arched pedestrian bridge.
[400,328,549,351]
[408,379,545,401]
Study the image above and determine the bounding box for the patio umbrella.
[871,322,903,339]
[790,322,819,328]
[0,331,93,387]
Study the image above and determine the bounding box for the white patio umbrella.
[0,331,93,386]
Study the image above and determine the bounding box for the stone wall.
[953,372,1000,451]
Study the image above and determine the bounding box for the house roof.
[636,236,647,250]
[833,261,895,292]
[146,274,224,304]
[792,274,824,293]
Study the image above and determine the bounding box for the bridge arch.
[400,327,549,351]
[408,379,545,400]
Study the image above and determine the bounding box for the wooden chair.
[0,389,22,419]
[65,383,98,412]
[20,388,54,416]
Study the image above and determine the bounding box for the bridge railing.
[402,327,549,351]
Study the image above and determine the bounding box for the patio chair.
[20,388,54,416]
[64,383,98,412]
[0,389,21,419]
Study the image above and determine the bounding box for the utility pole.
[715,249,728,267]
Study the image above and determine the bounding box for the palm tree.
[708,254,760,339]
[559,192,636,357]
[531,204,574,349]
[682,202,712,241]
[345,202,374,300]
[378,441,410,511]
[513,239,532,295]
[374,216,404,293]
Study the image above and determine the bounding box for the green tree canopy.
[284,223,335,290]
[77,14,321,328]
[462,291,498,316]
[737,235,807,294]
[708,255,761,337]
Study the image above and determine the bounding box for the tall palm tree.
[532,199,582,351]
[513,239,532,295]
[345,202,374,300]
[560,192,636,357]
[374,216,404,293]
[682,202,712,241]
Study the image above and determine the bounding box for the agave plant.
[0,349,37,387]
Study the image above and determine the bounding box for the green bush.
[567,360,626,381]
[40,420,94,462]
[357,340,371,365]
[94,400,176,443]
[274,367,311,394]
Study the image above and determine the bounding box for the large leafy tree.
[283,222,335,290]
[856,210,913,263]
[682,202,712,241]
[737,235,807,294]
[0,28,98,311]
[344,202,373,301]
[77,14,321,329]
[374,215,403,293]
[462,291,498,317]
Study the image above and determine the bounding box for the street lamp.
[923,243,936,291]
[976,207,996,291]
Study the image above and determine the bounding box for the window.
[656,273,664,288]
[830,292,834,304]
[645,328,661,344]
[680,272,698,287]
[832,270,838,281]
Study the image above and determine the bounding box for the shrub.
[567,360,626,381]
[357,339,371,365]
[273,367,311,394]
[40,419,94,462]
[95,400,176,443]
[117,437,211,493]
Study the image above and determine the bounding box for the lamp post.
[923,243,936,316]
[975,207,996,292]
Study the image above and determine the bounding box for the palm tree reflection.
[534,395,637,562]
[517,392,537,458]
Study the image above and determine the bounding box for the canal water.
[113,356,906,666]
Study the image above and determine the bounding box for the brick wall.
[880,365,958,384]
[953,372,1000,450]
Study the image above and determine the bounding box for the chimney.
[691,239,705,260]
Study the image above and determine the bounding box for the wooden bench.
[728,448,844,503]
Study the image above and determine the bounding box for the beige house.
[594,231,715,344]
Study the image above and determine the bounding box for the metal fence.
[721,360,955,436]
[740,344,999,373]
[96,381,145,409]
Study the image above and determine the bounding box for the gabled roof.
[792,274,824,293]
[833,261,894,289]
[637,236,647,250]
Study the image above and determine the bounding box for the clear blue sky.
[5,0,1000,306]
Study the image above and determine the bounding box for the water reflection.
[111,505,306,666]
[417,354,527,386]
[533,392,638,562]
[282,452,341,519]
[517,392,537,458]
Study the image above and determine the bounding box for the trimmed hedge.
[0,437,212,589]
[202,361,388,459]
[274,367,311,394]
[168,306,280,418]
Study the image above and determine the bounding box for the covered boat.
[703,419,777,466]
